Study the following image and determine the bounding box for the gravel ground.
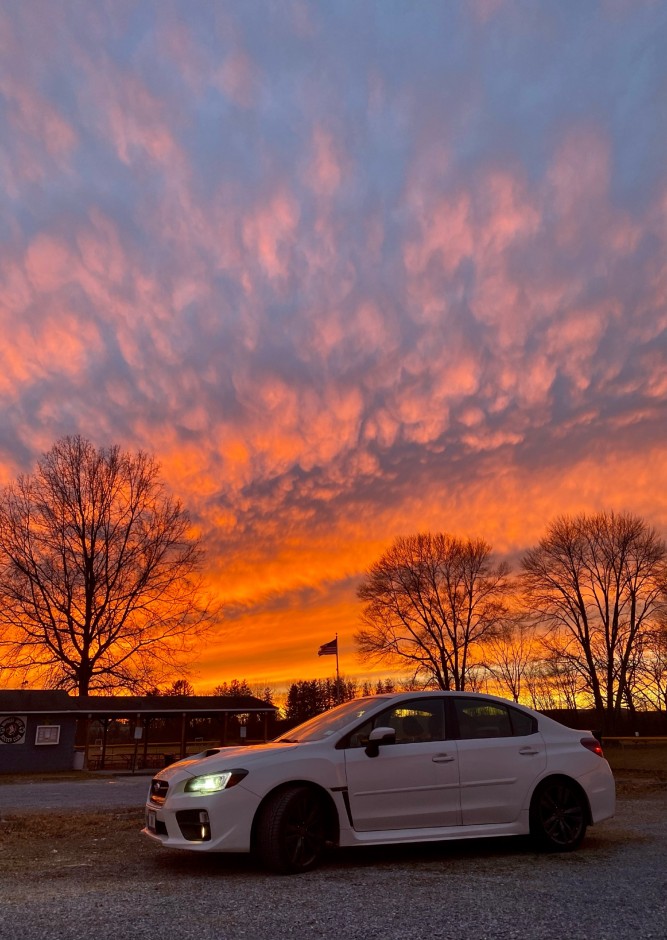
[0,777,665,940]
[0,773,152,812]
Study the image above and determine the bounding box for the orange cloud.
[1,1,665,700]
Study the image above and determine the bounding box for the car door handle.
[519,747,540,755]
[432,754,456,763]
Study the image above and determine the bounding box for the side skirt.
[338,814,529,848]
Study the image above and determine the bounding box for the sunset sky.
[1,1,666,694]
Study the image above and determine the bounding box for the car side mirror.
[365,726,396,758]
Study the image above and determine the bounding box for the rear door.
[451,697,546,826]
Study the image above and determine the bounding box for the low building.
[0,689,278,774]
[0,690,77,774]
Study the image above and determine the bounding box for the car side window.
[345,699,445,748]
[508,706,537,736]
[453,698,512,739]
[453,698,537,739]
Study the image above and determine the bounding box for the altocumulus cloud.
[0,0,666,686]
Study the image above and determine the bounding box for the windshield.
[276,697,385,743]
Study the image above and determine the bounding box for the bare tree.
[355,532,510,690]
[0,436,211,695]
[521,511,667,729]
[631,625,667,712]
[523,660,558,712]
[483,615,537,702]
[541,650,588,710]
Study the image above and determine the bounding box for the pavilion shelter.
[0,689,277,773]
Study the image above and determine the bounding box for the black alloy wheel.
[531,778,588,852]
[256,785,328,874]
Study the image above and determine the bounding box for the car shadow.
[331,834,535,869]
[149,834,539,880]
[148,828,626,880]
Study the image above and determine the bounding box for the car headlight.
[184,769,248,794]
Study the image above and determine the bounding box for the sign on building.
[0,715,27,745]
[35,725,61,745]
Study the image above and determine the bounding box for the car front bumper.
[143,783,259,853]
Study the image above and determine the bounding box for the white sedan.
[142,691,615,873]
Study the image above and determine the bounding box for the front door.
[343,698,461,831]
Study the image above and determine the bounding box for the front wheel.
[255,786,328,874]
[530,778,588,852]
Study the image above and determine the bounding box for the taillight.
[580,736,605,758]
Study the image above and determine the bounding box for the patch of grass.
[604,742,667,779]
[0,808,148,877]
[0,809,140,837]
[0,770,104,785]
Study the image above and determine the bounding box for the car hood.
[155,741,299,780]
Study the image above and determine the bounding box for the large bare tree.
[0,436,211,695]
[356,532,510,690]
[521,511,667,728]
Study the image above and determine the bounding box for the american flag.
[317,638,338,657]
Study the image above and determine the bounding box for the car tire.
[530,777,588,852]
[255,785,328,874]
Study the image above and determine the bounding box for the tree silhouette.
[356,532,509,690]
[521,511,667,728]
[0,436,211,695]
[284,678,357,722]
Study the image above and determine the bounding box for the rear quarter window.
[508,706,537,736]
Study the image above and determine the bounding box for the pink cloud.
[76,209,130,286]
[0,106,76,191]
[308,299,394,363]
[0,76,77,161]
[306,126,345,195]
[25,235,74,294]
[545,304,612,382]
[548,125,611,243]
[71,51,186,172]
[470,0,506,23]
[363,410,400,449]
[438,356,482,399]
[642,352,667,399]
[0,254,32,322]
[478,169,540,251]
[0,299,102,399]
[218,49,260,109]
[242,189,301,280]
[155,21,209,95]
[107,83,179,165]
[404,191,473,278]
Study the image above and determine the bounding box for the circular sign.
[0,715,27,744]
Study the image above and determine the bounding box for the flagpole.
[335,633,340,704]
[317,636,340,703]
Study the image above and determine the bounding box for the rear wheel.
[255,786,328,874]
[530,778,588,852]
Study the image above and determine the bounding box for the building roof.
[0,689,276,716]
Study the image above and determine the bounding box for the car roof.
[374,690,535,710]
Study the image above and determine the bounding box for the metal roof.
[0,689,277,716]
